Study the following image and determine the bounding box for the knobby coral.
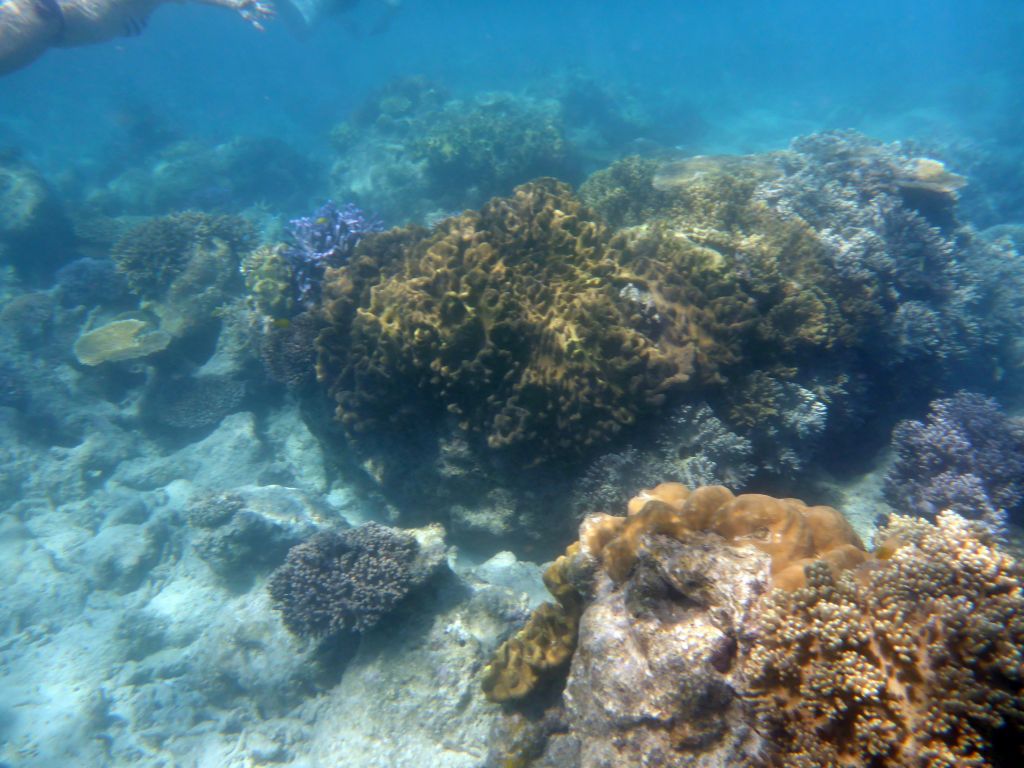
[268,523,420,637]
[749,512,1024,768]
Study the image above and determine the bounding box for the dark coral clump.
[142,374,248,434]
[883,391,1024,533]
[412,94,579,204]
[112,211,255,298]
[258,311,322,392]
[54,257,131,309]
[268,523,420,637]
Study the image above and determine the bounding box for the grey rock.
[523,531,771,768]
[84,520,173,594]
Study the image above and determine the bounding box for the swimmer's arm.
[189,0,274,30]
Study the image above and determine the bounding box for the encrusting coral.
[481,545,582,702]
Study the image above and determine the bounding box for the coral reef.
[0,153,75,281]
[112,211,253,299]
[87,136,319,215]
[54,257,132,309]
[258,310,322,392]
[411,93,579,202]
[141,373,248,433]
[883,391,1024,534]
[268,522,422,637]
[487,484,1024,768]
[328,84,583,223]
[748,512,1024,768]
[571,403,754,518]
[316,179,698,466]
[241,243,294,319]
[577,155,670,230]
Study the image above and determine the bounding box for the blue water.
[3,3,1024,766]
[3,0,1022,179]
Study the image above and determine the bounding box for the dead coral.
[748,511,1024,768]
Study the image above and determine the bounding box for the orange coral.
[588,482,866,589]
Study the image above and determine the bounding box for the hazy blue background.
[1,0,1022,197]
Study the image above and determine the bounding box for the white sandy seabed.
[0,390,548,768]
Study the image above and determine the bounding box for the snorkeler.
[275,0,399,37]
[0,0,274,76]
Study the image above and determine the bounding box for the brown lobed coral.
[748,511,1024,768]
[587,481,867,590]
[316,179,701,464]
[481,544,583,703]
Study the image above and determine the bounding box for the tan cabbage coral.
[316,179,699,463]
[748,511,1024,768]
[588,482,867,589]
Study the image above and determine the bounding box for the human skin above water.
[0,0,274,76]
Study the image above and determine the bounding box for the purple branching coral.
[883,391,1024,534]
[267,522,419,637]
[285,201,382,307]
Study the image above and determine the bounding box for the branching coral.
[268,523,420,637]
[884,391,1024,534]
[748,512,1024,768]
[112,212,254,298]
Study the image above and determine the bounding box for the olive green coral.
[748,511,1024,768]
[241,243,294,319]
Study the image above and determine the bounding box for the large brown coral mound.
[749,511,1024,768]
[316,179,699,463]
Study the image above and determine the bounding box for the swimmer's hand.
[233,0,275,31]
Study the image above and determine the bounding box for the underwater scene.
[1,0,1024,765]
